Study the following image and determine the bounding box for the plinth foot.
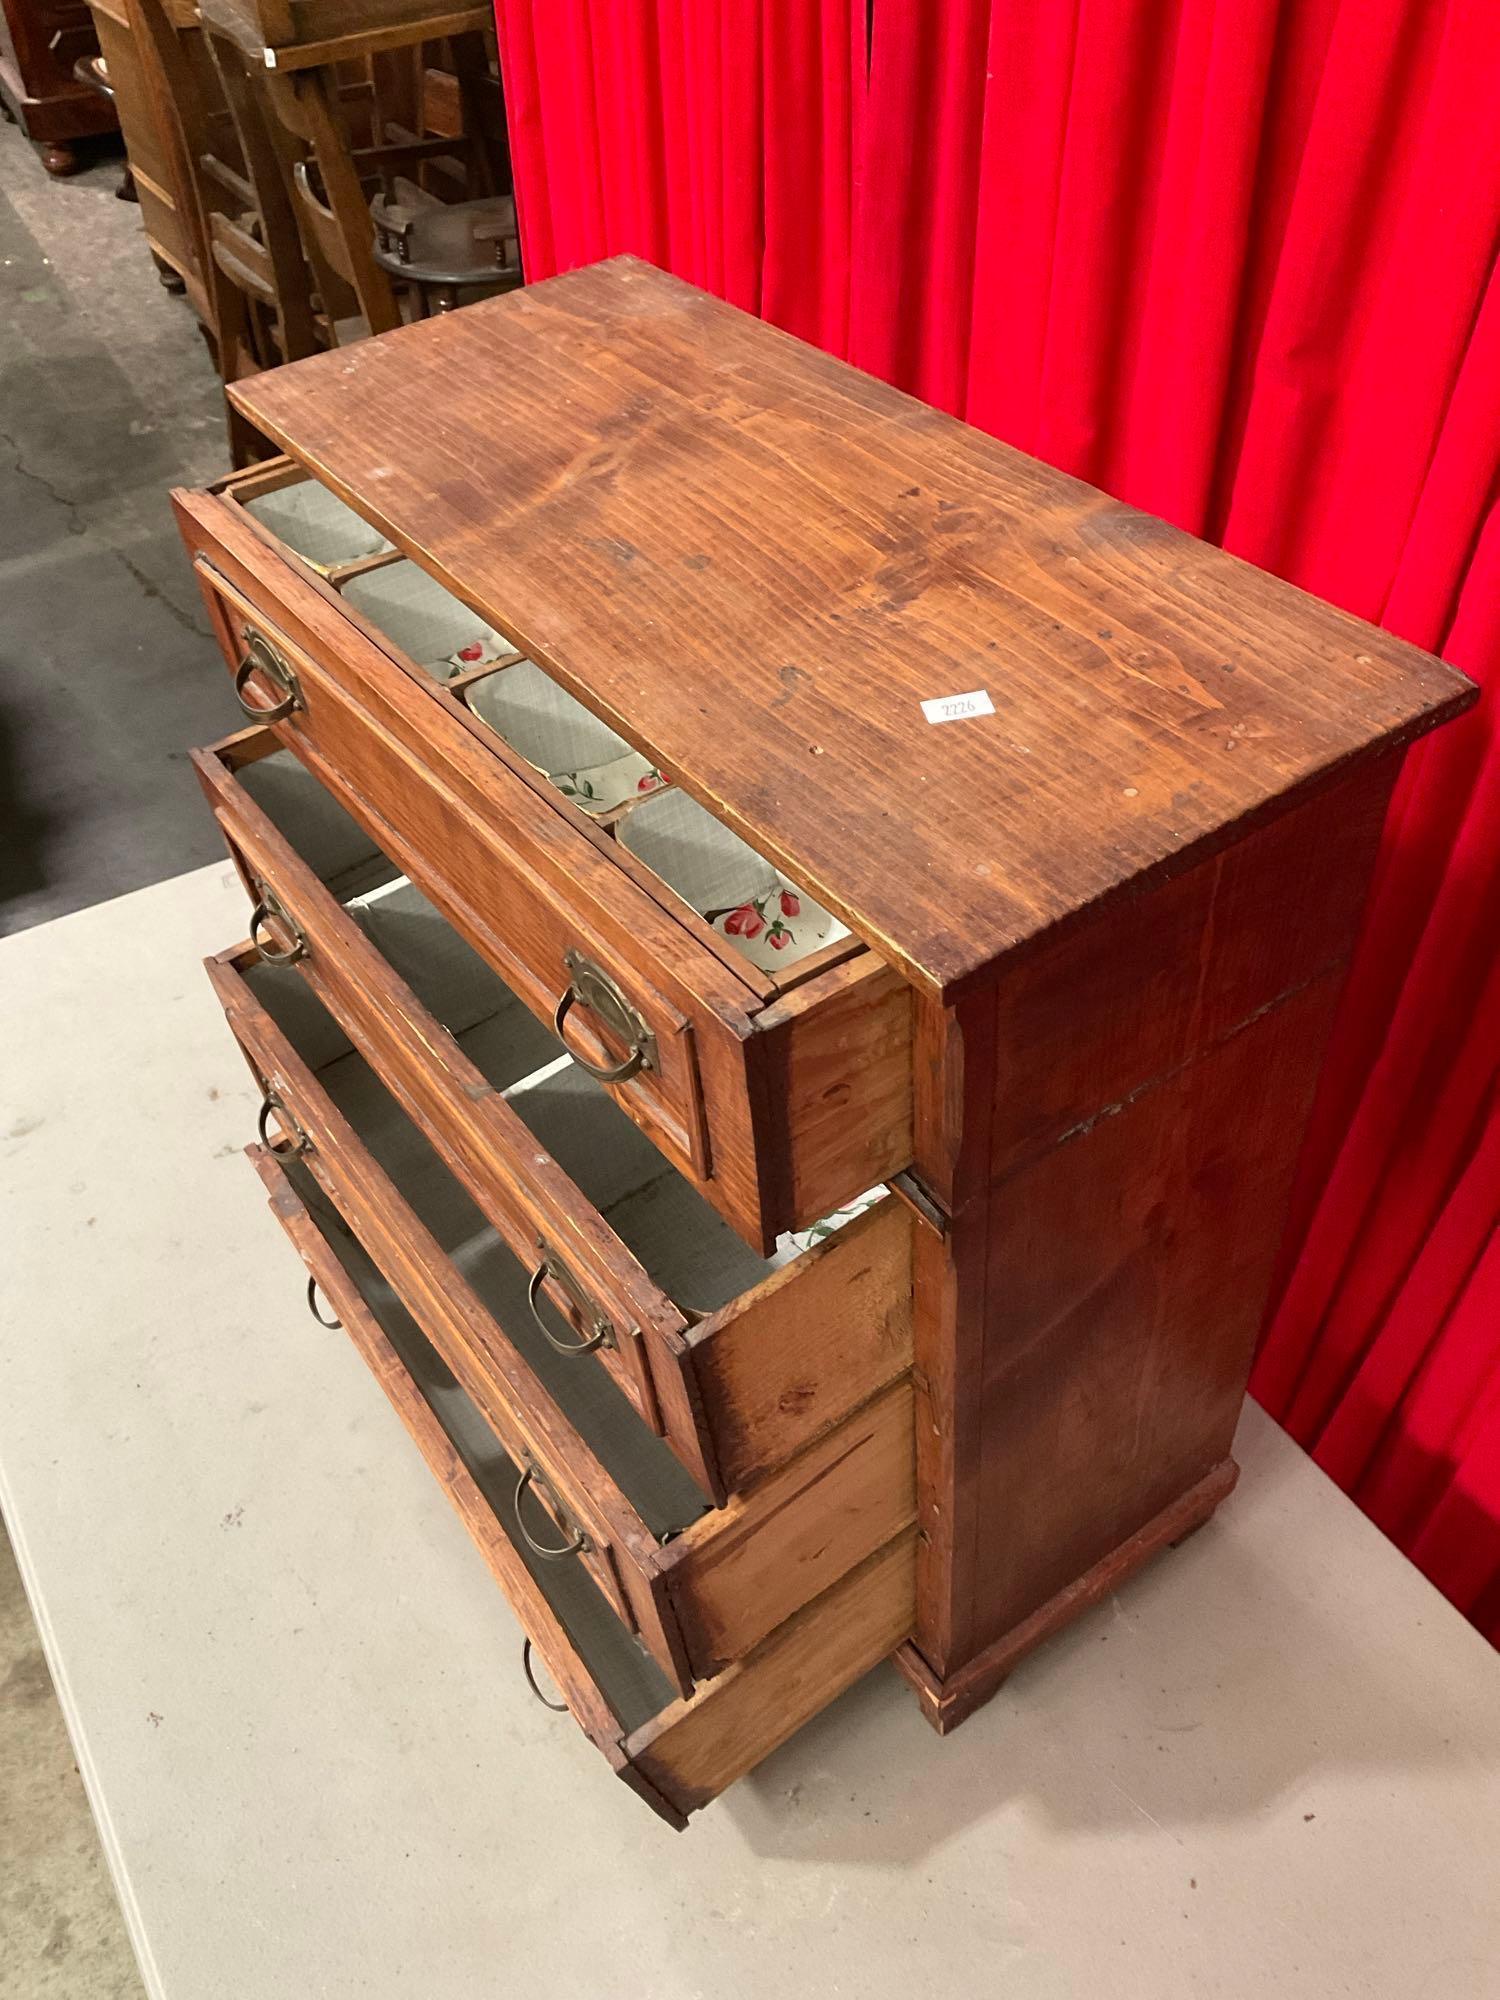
[895,1458,1240,1736]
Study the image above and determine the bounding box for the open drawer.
[207,924,916,1692]
[175,471,914,1254]
[195,728,917,1502]
[251,1141,917,1828]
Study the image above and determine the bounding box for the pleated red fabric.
[493,0,1500,1643]
[492,0,860,344]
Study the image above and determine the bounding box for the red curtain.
[494,0,1500,1643]
[492,0,862,351]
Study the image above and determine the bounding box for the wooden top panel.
[228,257,1475,998]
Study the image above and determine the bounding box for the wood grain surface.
[687,1196,914,1493]
[210,941,917,1691]
[227,256,1476,998]
[659,1377,916,1675]
[626,1531,917,1815]
[178,493,912,1249]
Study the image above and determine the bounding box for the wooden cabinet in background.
[84,0,201,292]
[170,259,1475,1821]
[0,0,117,171]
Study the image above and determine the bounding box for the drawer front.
[208,940,917,1686]
[250,1139,917,1825]
[174,485,914,1253]
[195,735,693,1467]
[196,730,915,1506]
[212,944,688,1684]
[245,1141,688,1826]
[624,1532,916,1818]
[193,536,719,1189]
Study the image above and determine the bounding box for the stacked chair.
[91,0,522,459]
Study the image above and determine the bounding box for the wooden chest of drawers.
[0,0,115,171]
[174,257,1474,1825]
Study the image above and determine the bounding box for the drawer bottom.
[253,1143,915,1825]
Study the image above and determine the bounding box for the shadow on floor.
[717,1449,1500,1867]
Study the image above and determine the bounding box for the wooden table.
[3,858,1498,1996]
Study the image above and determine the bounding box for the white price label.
[921,689,995,725]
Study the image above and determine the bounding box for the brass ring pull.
[306,1275,341,1328]
[551,950,656,1085]
[233,629,302,722]
[527,1254,615,1357]
[513,1465,588,1562]
[258,1091,310,1156]
[521,1638,568,1713]
[249,890,307,966]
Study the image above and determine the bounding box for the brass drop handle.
[306,1275,341,1328]
[249,886,307,966]
[527,1250,616,1356]
[551,950,656,1085]
[521,1638,568,1712]
[234,629,302,722]
[512,1463,589,1562]
[257,1091,311,1156]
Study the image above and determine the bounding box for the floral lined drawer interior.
[459,672,847,975]
[239,475,394,571]
[340,563,520,680]
[230,463,520,681]
[215,457,858,981]
[463,658,665,812]
[185,460,914,1255]
[615,789,847,973]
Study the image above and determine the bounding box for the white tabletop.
[3,861,1498,2000]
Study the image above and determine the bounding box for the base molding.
[894,1457,1239,1735]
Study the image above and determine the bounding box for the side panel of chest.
[903,755,1400,1724]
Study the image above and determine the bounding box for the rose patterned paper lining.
[713,880,848,971]
[775,1186,886,1261]
[339,560,520,679]
[553,759,667,812]
[465,667,847,968]
[464,659,665,814]
[244,482,394,571]
[619,790,848,973]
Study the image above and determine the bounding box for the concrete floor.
[0,1536,145,2000]
[1,108,236,1997]
[0,115,235,937]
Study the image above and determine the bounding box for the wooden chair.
[201,20,324,374]
[108,0,213,321]
[370,181,520,316]
[268,64,404,335]
[263,33,503,343]
[130,0,324,457]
